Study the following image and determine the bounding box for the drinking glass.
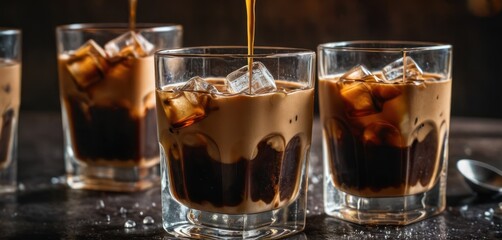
[0,28,21,193]
[56,23,182,191]
[156,46,315,238]
[318,41,452,225]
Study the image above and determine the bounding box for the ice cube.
[338,81,381,117]
[177,76,219,105]
[382,57,423,83]
[363,121,403,146]
[66,40,108,89]
[226,62,276,94]
[340,65,382,82]
[104,31,154,60]
[159,88,209,129]
[371,84,402,101]
[177,76,219,94]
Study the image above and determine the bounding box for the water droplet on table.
[96,200,105,210]
[119,207,127,215]
[143,216,155,225]
[124,220,136,228]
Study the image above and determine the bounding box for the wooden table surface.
[1,111,502,239]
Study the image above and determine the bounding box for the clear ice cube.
[382,56,423,83]
[226,61,277,94]
[338,65,402,117]
[169,93,206,128]
[178,76,219,94]
[66,40,108,89]
[338,81,381,117]
[104,31,154,60]
[340,65,382,82]
[159,79,214,129]
[177,76,219,105]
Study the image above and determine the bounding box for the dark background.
[1,0,502,118]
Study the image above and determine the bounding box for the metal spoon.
[456,159,502,195]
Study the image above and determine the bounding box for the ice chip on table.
[340,65,382,82]
[382,56,423,83]
[363,121,403,146]
[226,61,277,94]
[66,40,108,89]
[104,31,154,60]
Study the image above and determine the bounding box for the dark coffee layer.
[168,135,303,213]
[319,75,451,197]
[66,97,158,163]
[325,119,443,197]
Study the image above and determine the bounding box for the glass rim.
[155,46,315,58]
[0,28,21,36]
[318,40,452,52]
[56,23,182,32]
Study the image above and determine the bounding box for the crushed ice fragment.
[226,61,276,94]
[104,31,154,59]
[124,220,136,228]
[382,56,423,83]
[143,216,155,225]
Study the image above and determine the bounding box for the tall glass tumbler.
[155,47,315,239]
[0,28,21,194]
[318,41,452,225]
[56,24,182,191]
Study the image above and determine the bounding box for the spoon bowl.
[456,159,502,195]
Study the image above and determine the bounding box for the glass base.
[162,196,306,239]
[161,156,308,239]
[66,162,160,192]
[324,174,447,225]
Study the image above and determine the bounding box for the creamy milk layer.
[319,73,451,197]
[157,79,314,214]
[0,60,21,169]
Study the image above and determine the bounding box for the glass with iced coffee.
[318,41,452,225]
[156,47,315,238]
[56,24,182,191]
[0,28,21,193]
